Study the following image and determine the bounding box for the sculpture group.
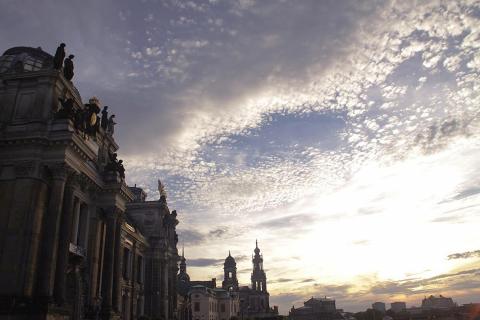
[56,97,116,137]
[53,42,74,80]
[54,42,124,180]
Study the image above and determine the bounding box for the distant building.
[289,297,342,320]
[222,251,239,292]
[391,302,407,313]
[237,241,278,318]
[177,250,236,320]
[421,295,456,310]
[190,286,240,320]
[372,302,386,313]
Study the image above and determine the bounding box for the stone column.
[53,175,78,305]
[170,260,178,319]
[37,163,70,299]
[101,208,118,312]
[70,199,81,244]
[162,258,169,320]
[112,214,124,312]
[87,202,100,302]
[130,243,137,320]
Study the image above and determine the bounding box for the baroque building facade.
[0,45,179,320]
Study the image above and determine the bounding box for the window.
[23,56,43,71]
[194,302,200,312]
[0,55,14,73]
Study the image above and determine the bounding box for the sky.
[1,0,480,314]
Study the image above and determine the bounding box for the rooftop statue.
[104,152,126,180]
[158,179,167,199]
[107,114,116,135]
[53,43,65,70]
[101,106,108,130]
[63,54,74,80]
[56,97,74,120]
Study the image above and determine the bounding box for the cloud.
[353,240,370,246]
[272,278,295,283]
[256,213,316,231]
[448,250,480,260]
[188,258,224,267]
[177,229,205,245]
[300,278,315,283]
[369,268,480,295]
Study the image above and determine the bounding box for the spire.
[254,239,260,255]
[182,245,185,258]
[228,250,231,256]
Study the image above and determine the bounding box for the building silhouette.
[237,241,278,318]
[0,45,179,320]
[289,297,340,320]
[177,250,239,320]
[391,302,407,313]
[222,251,239,292]
[421,295,456,310]
[372,302,386,313]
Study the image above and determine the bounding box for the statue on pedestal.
[56,97,74,120]
[53,43,66,70]
[104,152,126,180]
[117,160,125,179]
[101,106,108,130]
[158,179,167,200]
[107,115,116,135]
[63,54,74,80]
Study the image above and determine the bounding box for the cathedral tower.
[251,240,267,292]
[222,251,239,291]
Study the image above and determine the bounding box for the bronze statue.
[101,106,108,130]
[63,54,74,80]
[53,43,66,70]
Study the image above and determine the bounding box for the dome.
[224,251,236,266]
[0,46,53,74]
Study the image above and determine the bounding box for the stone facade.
[126,189,180,320]
[0,46,179,320]
[189,286,239,320]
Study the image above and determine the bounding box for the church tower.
[222,251,239,291]
[177,247,190,299]
[178,247,189,283]
[251,240,267,293]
